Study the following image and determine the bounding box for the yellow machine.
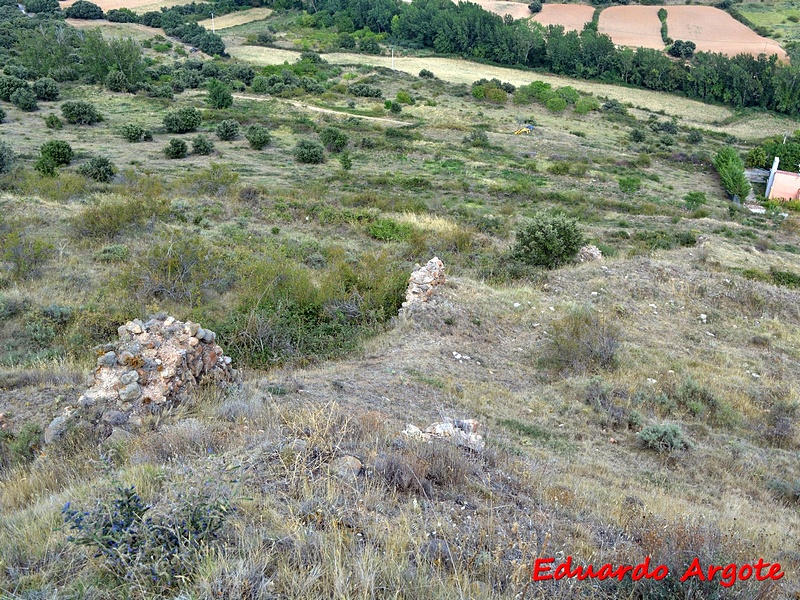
[514,124,535,135]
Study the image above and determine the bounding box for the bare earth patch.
[667,5,787,60]
[532,4,594,31]
[598,6,664,50]
[458,0,532,20]
[65,18,165,38]
[197,8,273,30]
[61,0,188,10]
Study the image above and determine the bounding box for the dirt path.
[232,94,411,126]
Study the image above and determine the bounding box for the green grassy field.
[738,0,800,43]
[0,22,799,600]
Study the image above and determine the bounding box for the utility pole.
[211,12,215,33]
[391,45,394,70]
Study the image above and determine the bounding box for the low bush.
[619,176,641,194]
[164,138,188,159]
[294,139,324,163]
[44,114,62,129]
[245,124,271,150]
[64,0,103,18]
[163,107,201,134]
[0,76,28,102]
[71,196,168,239]
[192,134,215,155]
[0,141,14,174]
[463,129,489,148]
[106,71,128,93]
[78,157,117,182]
[684,191,707,210]
[0,224,54,280]
[419,69,435,79]
[320,127,348,152]
[215,119,239,140]
[10,88,37,111]
[121,123,150,143]
[63,485,229,593]
[511,212,585,269]
[539,304,621,374]
[40,140,73,166]
[32,78,59,101]
[34,156,57,177]
[61,101,102,125]
[638,422,691,452]
[368,218,413,242]
[349,83,382,98]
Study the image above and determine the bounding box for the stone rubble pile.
[402,418,484,452]
[45,316,239,444]
[401,257,446,312]
[577,245,603,263]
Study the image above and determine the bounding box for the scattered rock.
[331,455,363,478]
[402,418,484,452]
[44,415,68,445]
[577,245,603,263]
[401,257,446,313]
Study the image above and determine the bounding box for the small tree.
[206,78,233,109]
[245,124,271,150]
[78,157,117,182]
[294,139,324,164]
[216,119,239,140]
[64,0,104,19]
[512,213,585,269]
[164,139,188,159]
[528,1,542,12]
[40,140,73,166]
[32,78,60,101]
[0,76,28,102]
[163,107,201,134]
[192,134,215,155]
[10,88,37,111]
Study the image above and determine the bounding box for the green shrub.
[163,107,201,134]
[78,157,117,182]
[419,69,435,79]
[64,0,103,18]
[388,101,402,113]
[32,78,59,101]
[638,423,691,452]
[192,134,215,155]
[61,101,102,125]
[630,128,646,143]
[251,75,269,93]
[684,191,707,210]
[294,139,324,164]
[556,86,580,104]
[0,141,13,174]
[368,218,413,241]
[34,156,57,177]
[206,78,233,109]
[320,127,348,152]
[511,212,585,269]
[215,119,239,140]
[164,138,188,159]
[463,129,489,148]
[0,107,5,122]
[713,147,750,199]
[0,227,54,280]
[528,0,542,12]
[0,424,43,470]
[44,114,62,129]
[182,162,238,197]
[245,124,271,150]
[10,87,37,111]
[63,485,229,592]
[687,129,703,144]
[339,152,352,171]
[546,97,567,112]
[396,90,414,105]
[106,7,137,21]
[745,146,767,168]
[106,71,128,93]
[40,140,73,166]
[121,123,149,143]
[539,305,621,374]
[574,96,599,114]
[619,176,641,193]
[0,76,28,102]
[349,83,382,98]
[71,196,168,239]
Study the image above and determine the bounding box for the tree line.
[301,0,800,117]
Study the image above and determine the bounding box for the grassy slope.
[0,28,799,599]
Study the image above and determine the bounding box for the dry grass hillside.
[0,30,799,600]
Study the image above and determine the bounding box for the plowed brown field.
[666,6,787,60]
[532,4,594,31]
[60,0,188,11]
[457,0,531,19]
[598,6,664,50]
